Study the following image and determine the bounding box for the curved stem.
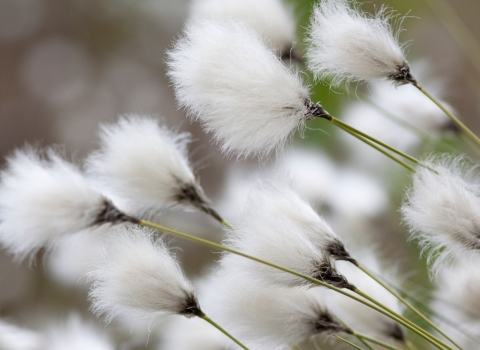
[354,332,403,350]
[200,314,248,349]
[364,98,462,155]
[354,289,452,350]
[221,220,234,230]
[334,121,416,172]
[137,219,447,349]
[415,83,480,148]
[336,317,375,350]
[333,335,366,350]
[357,264,463,350]
[328,117,425,167]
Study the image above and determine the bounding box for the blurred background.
[1,0,480,349]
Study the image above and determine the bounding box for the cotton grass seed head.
[223,177,355,290]
[209,272,350,349]
[306,0,414,87]
[238,177,355,263]
[88,225,200,323]
[401,155,480,274]
[189,0,297,59]
[167,20,326,159]
[86,115,221,221]
[0,148,131,261]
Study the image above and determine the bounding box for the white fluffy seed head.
[86,115,213,217]
[88,225,199,323]
[306,0,412,86]
[45,314,114,350]
[189,0,296,56]
[328,256,405,343]
[223,177,353,289]
[401,155,480,275]
[0,320,44,350]
[167,20,313,159]
[208,272,347,349]
[0,148,123,261]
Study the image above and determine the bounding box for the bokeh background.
[1,0,480,349]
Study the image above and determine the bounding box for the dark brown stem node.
[305,99,332,121]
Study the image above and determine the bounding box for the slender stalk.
[327,117,425,167]
[354,289,453,350]
[354,332,403,350]
[365,98,463,155]
[137,219,448,349]
[333,335,366,350]
[334,121,416,172]
[200,314,248,349]
[336,317,375,350]
[222,220,234,230]
[374,276,480,344]
[356,264,463,350]
[414,83,480,147]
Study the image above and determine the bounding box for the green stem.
[333,335,366,350]
[354,332,403,350]
[200,314,248,349]
[328,117,425,167]
[365,98,462,155]
[137,219,447,349]
[334,121,416,172]
[354,289,452,350]
[357,264,463,350]
[415,83,480,148]
[336,317,375,350]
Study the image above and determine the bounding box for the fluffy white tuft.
[0,320,44,350]
[207,271,346,349]
[45,314,114,350]
[223,177,352,288]
[328,256,405,343]
[0,148,117,261]
[401,155,480,275]
[189,0,296,56]
[88,225,198,323]
[86,115,212,216]
[167,20,312,159]
[306,0,411,86]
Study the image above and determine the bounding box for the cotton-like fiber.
[168,20,315,159]
[223,177,354,289]
[307,0,413,86]
[86,115,216,218]
[208,271,348,349]
[401,155,480,274]
[88,225,199,323]
[189,0,296,57]
[0,148,128,261]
